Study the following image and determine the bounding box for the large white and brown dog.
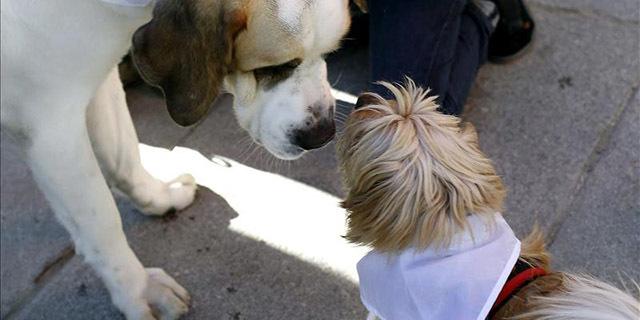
[1,0,350,318]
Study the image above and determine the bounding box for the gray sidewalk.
[2,1,639,319]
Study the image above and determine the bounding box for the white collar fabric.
[99,0,153,7]
[357,213,520,320]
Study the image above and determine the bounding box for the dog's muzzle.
[290,105,336,150]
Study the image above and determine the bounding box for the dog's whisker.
[277,158,286,172]
[244,143,262,164]
[331,71,343,87]
[238,137,257,162]
[267,153,276,171]
[335,110,351,117]
[336,100,354,107]
[335,110,350,117]
[258,149,270,169]
[336,99,354,105]
[335,104,354,113]
[266,155,274,172]
[334,113,350,121]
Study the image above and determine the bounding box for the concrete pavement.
[2,1,639,319]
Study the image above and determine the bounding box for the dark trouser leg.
[443,4,493,115]
[368,0,492,115]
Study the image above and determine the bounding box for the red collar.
[488,260,547,318]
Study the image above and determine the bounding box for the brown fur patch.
[131,1,245,126]
[519,225,552,271]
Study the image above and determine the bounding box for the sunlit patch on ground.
[139,144,368,282]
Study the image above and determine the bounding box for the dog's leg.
[22,83,190,320]
[87,67,197,216]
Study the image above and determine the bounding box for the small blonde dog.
[337,79,639,320]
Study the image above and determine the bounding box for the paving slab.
[529,0,640,24]
[0,131,71,318]
[549,91,640,285]
[464,6,640,237]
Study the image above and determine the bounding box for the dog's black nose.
[292,119,336,150]
[355,93,380,109]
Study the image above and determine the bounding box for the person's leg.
[368,0,493,115]
[441,3,494,115]
[368,0,467,102]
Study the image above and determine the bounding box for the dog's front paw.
[136,174,197,216]
[118,268,190,320]
[164,174,197,212]
[141,268,191,320]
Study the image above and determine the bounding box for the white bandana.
[357,213,520,320]
[99,0,153,7]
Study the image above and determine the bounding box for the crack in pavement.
[546,85,639,246]
[3,246,76,319]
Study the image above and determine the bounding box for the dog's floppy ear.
[131,2,246,126]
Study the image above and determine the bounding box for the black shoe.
[488,0,535,63]
[472,0,500,30]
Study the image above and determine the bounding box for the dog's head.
[131,0,351,160]
[337,79,506,251]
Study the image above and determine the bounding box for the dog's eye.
[282,59,302,69]
[254,59,301,75]
[253,59,302,88]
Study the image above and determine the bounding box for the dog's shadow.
[21,154,368,319]
[118,169,367,320]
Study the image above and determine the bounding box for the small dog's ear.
[131,2,246,126]
[353,0,368,13]
[355,93,380,109]
[462,121,478,138]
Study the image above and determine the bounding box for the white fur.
[1,1,191,319]
[1,0,348,317]
[226,58,334,159]
[516,274,640,320]
[277,0,305,29]
[224,0,350,160]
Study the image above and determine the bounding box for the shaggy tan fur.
[339,80,639,319]
[519,225,552,271]
[337,79,506,251]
